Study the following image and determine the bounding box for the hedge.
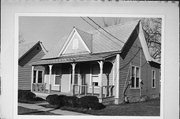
[18,90,36,101]
[79,96,105,110]
[18,90,44,103]
[46,95,105,110]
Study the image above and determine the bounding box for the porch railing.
[73,85,114,98]
[32,83,46,93]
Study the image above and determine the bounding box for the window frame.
[54,74,61,86]
[152,70,156,88]
[90,64,100,87]
[130,65,140,89]
[33,69,44,84]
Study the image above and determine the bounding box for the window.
[38,71,43,83]
[55,75,61,85]
[33,70,37,83]
[33,70,43,83]
[92,82,98,86]
[131,66,140,89]
[72,38,79,49]
[91,64,100,87]
[74,74,78,85]
[152,70,156,88]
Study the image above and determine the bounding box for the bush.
[46,94,59,105]
[46,94,67,107]
[79,96,105,110]
[64,96,79,107]
[88,102,106,110]
[18,90,36,101]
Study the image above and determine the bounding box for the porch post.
[48,65,53,93]
[71,63,76,95]
[31,66,34,92]
[98,61,103,102]
[115,54,120,104]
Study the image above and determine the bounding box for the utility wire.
[87,17,125,44]
[87,17,140,49]
[81,17,121,47]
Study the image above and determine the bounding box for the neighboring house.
[18,41,47,90]
[31,20,160,104]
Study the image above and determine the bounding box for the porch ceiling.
[31,51,119,65]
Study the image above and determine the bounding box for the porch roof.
[31,51,119,65]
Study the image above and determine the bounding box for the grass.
[18,106,60,115]
[18,99,160,116]
[61,99,160,116]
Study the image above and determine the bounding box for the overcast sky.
[19,17,139,51]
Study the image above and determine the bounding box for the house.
[18,41,47,90]
[31,20,160,104]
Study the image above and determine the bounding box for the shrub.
[46,94,59,106]
[64,96,79,107]
[46,94,67,107]
[78,96,105,110]
[88,102,106,110]
[18,90,36,101]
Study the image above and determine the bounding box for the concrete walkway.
[18,102,91,115]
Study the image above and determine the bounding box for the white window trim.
[90,64,100,88]
[33,70,37,83]
[54,74,60,86]
[53,67,61,86]
[152,70,156,88]
[130,65,140,89]
[33,69,44,84]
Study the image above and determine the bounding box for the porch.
[31,52,120,103]
[32,83,114,99]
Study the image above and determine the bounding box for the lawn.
[18,99,160,116]
[61,99,160,116]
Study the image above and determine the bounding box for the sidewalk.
[18,102,91,115]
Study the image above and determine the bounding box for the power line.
[87,17,125,44]
[87,17,140,49]
[80,17,121,47]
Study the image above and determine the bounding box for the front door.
[61,66,71,92]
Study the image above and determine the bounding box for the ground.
[18,99,160,116]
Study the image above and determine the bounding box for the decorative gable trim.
[59,28,91,56]
[138,22,160,64]
[138,22,152,62]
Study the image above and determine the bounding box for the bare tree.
[102,17,161,61]
[141,18,161,61]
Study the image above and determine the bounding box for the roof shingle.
[42,20,139,59]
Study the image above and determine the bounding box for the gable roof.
[60,28,92,55]
[76,28,93,52]
[19,41,47,60]
[42,20,139,59]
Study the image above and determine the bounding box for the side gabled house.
[18,41,47,90]
[31,20,160,104]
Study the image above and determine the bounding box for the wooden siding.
[18,44,45,90]
[62,32,89,55]
[119,29,160,102]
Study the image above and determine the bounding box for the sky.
[19,17,139,51]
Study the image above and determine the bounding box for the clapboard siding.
[18,44,46,90]
[119,29,160,102]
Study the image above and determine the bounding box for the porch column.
[48,65,53,93]
[71,63,76,95]
[115,54,120,104]
[98,61,103,102]
[31,66,34,92]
